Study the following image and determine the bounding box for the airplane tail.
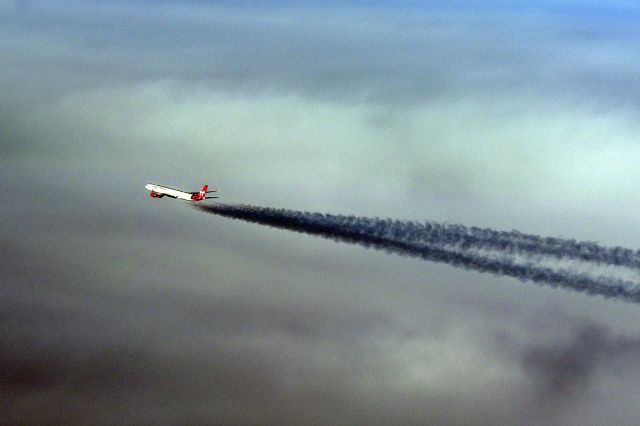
[191,184,208,201]
[198,185,208,200]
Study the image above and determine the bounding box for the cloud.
[517,321,640,413]
[3,1,640,107]
[4,0,640,217]
[5,81,640,225]
[3,2,640,425]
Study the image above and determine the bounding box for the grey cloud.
[0,342,285,425]
[0,97,40,159]
[520,322,640,401]
[3,217,640,425]
[0,233,563,425]
[3,2,640,107]
[4,2,640,425]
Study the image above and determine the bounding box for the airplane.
[145,183,218,201]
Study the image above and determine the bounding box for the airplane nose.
[145,184,153,190]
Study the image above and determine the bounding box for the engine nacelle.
[150,192,162,198]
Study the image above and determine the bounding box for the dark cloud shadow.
[520,322,640,401]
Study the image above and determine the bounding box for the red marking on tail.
[191,184,208,200]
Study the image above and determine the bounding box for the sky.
[2,1,640,424]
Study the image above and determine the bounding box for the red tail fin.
[191,184,208,200]
[199,184,208,200]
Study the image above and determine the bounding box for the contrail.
[194,203,640,303]
[198,204,640,268]
[429,223,640,268]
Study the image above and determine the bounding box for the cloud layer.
[3,1,640,424]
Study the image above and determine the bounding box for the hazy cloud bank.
[3,1,640,425]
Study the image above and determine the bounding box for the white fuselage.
[145,183,196,201]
